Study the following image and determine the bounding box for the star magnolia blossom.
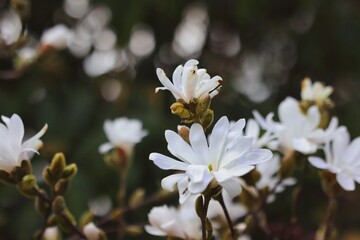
[99,117,148,155]
[145,198,202,239]
[309,125,360,191]
[149,116,273,203]
[256,97,323,155]
[301,78,333,104]
[0,114,48,173]
[155,59,223,103]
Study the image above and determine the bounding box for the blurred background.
[1,0,360,239]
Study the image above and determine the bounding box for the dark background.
[1,0,360,239]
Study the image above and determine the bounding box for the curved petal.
[144,225,166,236]
[235,149,273,166]
[178,176,190,204]
[220,177,242,199]
[149,153,188,171]
[165,130,200,164]
[156,68,183,99]
[308,156,328,170]
[172,65,184,90]
[187,165,213,194]
[292,138,317,154]
[336,173,355,191]
[161,173,186,192]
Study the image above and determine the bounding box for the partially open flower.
[301,78,334,108]
[156,59,222,103]
[255,97,324,155]
[0,114,47,173]
[99,117,148,157]
[150,116,273,203]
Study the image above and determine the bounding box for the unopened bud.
[54,179,69,196]
[195,195,204,218]
[200,109,214,131]
[129,188,145,208]
[177,125,190,144]
[170,102,191,120]
[50,153,66,179]
[18,174,39,198]
[62,164,78,180]
[52,196,66,214]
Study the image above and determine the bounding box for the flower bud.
[52,196,66,214]
[18,174,39,198]
[50,153,66,179]
[62,164,78,180]
[54,179,69,196]
[177,125,190,144]
[170,102,192,120]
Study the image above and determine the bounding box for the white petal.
[236,149,273,166]
[161,173,186,192]
[344,137,360,163]
[209,116,229,167]
[149,153,188,171]
[156,68,183,99]
[178,176,190,204]
[227,165,255,177]
[144,225,166,236]
[220,177,242,199]
[336,173,355,191]
[172,65,184,90]
[165,130,200,165]
[186,165,213,194]
[189,123,208,164]
[98,142,114,154]
[292,138,317,154]
[308,157,328,170]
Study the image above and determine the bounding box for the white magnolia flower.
[98,117,148,155]
[150,116,273,203]
[256,97,323,155]
[301,78,333,104]
[0,114,48,173]
[0,9,22,45]
[83,222,101,240]
[145,198,201,239]
[40,24,71,49]
[256,154,296,202]
[155,59,223,103]
[309,127,360,191]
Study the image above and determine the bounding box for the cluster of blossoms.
[1,58,360,240]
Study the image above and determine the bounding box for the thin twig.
[323,196,337,240]
[217,194,235,240]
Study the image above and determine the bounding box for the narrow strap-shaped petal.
[308,156,329,170]
[149,153,188,171]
